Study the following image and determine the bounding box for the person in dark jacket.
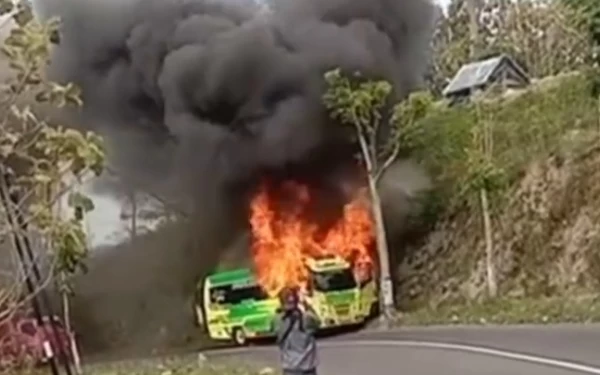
[274,286,321,375]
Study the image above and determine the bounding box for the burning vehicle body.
[195,180,379,345]
[0,308,75,369]
[33,0,436,350]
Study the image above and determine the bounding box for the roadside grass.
[2,357,278,375]
[83,363,276,375]
[398,295,600,326]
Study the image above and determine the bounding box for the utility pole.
[0,167,73,375]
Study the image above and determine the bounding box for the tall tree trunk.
[597,96,600,141]
[479,187,497,298]
[356,129,395,326]
[130,190,137,240]
[366,174,395,325]
[467,0,480,59]
[476,103,498,299]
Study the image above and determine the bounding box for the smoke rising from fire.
[40,0,436,198]
[31,0,436,354]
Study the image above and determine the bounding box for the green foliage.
[430,0,591,94]
[561,0,600,75]
[460,103,507,203]
[323,68,414,182]
[392,91,435,150]
[0,2,105,286]
[463,142,506,195]
[429,0,471,92]
[408,73,598,209]
[323,69,391,135]
[562,0,600,45]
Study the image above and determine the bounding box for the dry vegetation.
[1,356,276,375]
[396,70,600,322]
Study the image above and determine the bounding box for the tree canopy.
[0,0,105,327]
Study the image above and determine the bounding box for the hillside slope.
[397,71,600,310]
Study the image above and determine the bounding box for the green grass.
[396,71,600,224]
[397,71,600,310]
[399,295,600,326]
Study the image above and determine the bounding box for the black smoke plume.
[32,0,436,355]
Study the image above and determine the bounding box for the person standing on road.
[274,286,321,375]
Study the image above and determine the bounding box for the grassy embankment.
[395,70,600,325]
[401,295,600,325]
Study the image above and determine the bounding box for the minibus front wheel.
[232,327,247,346]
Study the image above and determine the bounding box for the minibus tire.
[232,327,247,346]
[369,302,380,318]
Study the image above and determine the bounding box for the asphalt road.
[205,324,600,375]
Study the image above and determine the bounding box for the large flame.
[249,180,376,296]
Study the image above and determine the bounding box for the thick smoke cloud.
[42,0,435,200]
[32,0,436,355]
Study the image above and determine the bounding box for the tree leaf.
[67,191,95,212]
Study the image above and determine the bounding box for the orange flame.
[249,180,375,296]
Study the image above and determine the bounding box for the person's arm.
[275,313,293,346]
[274,314,284,345]
[303,304,321,334]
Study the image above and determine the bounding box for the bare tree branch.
[104,165,188,219]
[375,141,401,184]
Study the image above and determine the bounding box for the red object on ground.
[0,309,74,369]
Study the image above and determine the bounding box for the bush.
[405,72,598,211]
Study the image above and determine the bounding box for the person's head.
[279,286,300,312]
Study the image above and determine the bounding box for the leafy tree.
[562,0,600,95]
[461,97,506,298]
[430,0,590,94]
[323,69,433,324]
[0,0,105,370]
[561,0,600,49]
[428,0,472,93]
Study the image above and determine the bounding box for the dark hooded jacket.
[274,306,321,372]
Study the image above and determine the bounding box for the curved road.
[204,324,600,374]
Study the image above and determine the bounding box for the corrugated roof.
[443,56,505,96]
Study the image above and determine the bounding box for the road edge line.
[207,339,600,374]
[334,340,600,374]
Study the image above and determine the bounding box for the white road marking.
[207,339,600,374]
[332,340,600,374]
